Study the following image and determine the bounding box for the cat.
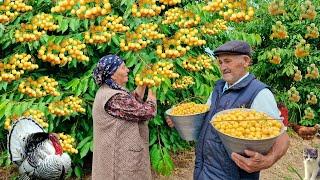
[304,148,320,180]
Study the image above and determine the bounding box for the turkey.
[7,117,71,180]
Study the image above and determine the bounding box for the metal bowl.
[211,108,285,155]
[165,108,208,141]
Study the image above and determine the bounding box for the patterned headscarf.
[93,55,126,91]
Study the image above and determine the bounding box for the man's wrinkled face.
[217,54,251,85]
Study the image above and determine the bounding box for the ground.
[154,132,320,180]
[1,132,318,180]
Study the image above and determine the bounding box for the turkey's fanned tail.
[8,117,44,166]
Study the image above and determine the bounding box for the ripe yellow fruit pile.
[303,107,315,120]
[288,87,300,102]
[305,64,319,79]
[84,25,115,44]
[172,76,194,89]
[132,0,165,17]
[176,28,206,47]
[0,0,32,24]
[38,38,89,66]
[18,76,60,97]
[4,114,20,130]
[120,23,164,52]
[31,13,59,31]
[23,109,49,128]
[15,23,46,43]
[170,102,209,116]
[101,15,130,32]
[136,23,165,40]
[135,61,179,87]
[51,0,76,13]
[201,19,227,35]
[212,109,282,140]
[159,0,181,6]
[268,0,286,15]
[270,21,288,40]
[120,32,150,52]
[305,23,319,39]
[53,0,112,19]
[306,92,317,105]
[300,0,316,20]
[294,39,310,58]
[203,0,254,22]
[15,13,58,43]
[0,53,38,83]
[156,28,205,59]
[162,8,201,28]
[182,54,213,72]
[267,48,281,65]
[84,15,129,45]
[75,0,112,19]
[48,96,86,116]
[293,66,302,82]
[58,133,78,154]
[4,109,48,130]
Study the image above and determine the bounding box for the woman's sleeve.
[105,93,157,122]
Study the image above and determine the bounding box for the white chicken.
[7,117,71,180]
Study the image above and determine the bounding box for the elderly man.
[166,40,290,179]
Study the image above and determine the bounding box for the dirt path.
[155,133,319,180]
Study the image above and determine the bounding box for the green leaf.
[0,100,9,119]
[4,102,13,117]
[149,129,157,146]
[111,36,120,46]
[74,166,83,177]
[83,19,89,30]
[88,78,97,95]
[133,62,143,76]
[160,133,170,149]
[77,136,92,149]
[80,142,91,159]
[70,18,80,32]
[60,19,69,33]
[126,54,137,68]
[150,144,161,170]
[78,78,89,95]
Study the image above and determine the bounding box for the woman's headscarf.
[93,55,127,92]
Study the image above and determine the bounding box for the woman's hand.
[147,88,157,103]
[133,85,146,100]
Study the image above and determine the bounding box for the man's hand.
[231,133,289,173]
[231,150,273,173]
[165,116,175,128]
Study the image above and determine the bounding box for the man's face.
[217,54,251,85]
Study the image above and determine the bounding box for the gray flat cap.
[213,40,252,57]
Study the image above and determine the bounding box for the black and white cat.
[304,148,320,180]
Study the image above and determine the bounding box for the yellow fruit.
[171,102,209,116]
[212,109,282,140]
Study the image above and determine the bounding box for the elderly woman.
[92,54,157,180]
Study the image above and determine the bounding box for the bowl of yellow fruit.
[166,102,209,141]
[210,108,285,155]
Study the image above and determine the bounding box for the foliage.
[237,0,320,127]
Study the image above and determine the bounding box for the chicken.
[289,123,320,140]
[7,117,71,180]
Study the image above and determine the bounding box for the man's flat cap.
[213,40,252,57]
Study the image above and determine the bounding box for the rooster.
[7,117,71,180]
